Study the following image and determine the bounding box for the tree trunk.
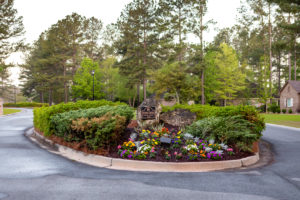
[178,7,182,62]
[63,64,68,103]
[137,83,140,106]
[143,78,147,101]
[294,37,297,80]
[288,13,292,81]
[48,89,52,106]
[278,54,281,96]
[143,21,147,101]
[268,3,272,99]
[175,91,180,104]
[200,2,205,105]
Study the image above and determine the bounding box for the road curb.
[31,129,260,172]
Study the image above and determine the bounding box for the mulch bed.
[35,120,254,162]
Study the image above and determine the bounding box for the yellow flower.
[177,136,180,139]
[126,144,128,146]
[155,142,158,145]
[141,141,144,144]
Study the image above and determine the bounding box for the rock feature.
[160,109,196,128]
[137,98,161,128]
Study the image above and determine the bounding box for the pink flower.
[174,152,178,155]
[227,148,233,152]
[118,145,122,149]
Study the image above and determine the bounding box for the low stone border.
[30,129,260,172]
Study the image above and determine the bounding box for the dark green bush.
[50,105,133,137]
[282,109,286,113]
[289,109,293,114]
[267,103,280,113]
[4,102,49,107]
[34,100,126,136]
[186,115,258,152]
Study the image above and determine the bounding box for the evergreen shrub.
[34,100,126,136]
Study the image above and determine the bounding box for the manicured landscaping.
[34,101,264,162]
[3,108,21,115]
[261,114,300,128]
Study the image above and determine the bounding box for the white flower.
[137,144,151,153]
[186,144,198,152]
[205,147,212,153]
[183,133,194,140]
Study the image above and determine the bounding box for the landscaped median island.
[33,100,264,169]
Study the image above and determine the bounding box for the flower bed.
[117,125,253,162]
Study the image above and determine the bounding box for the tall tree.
[213,43,245,106]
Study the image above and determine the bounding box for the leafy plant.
[34,100,126,136]
[282,109,286,113]
[186,115,260,152]
[289,109,293,114]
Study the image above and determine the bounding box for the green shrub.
[70,114,127,150]
[267,103,280,113]
[50,105,133,137]
[289,109,293,114]
[186,115,259,152]
[4,102,49,107]
[162,104,265,135]
[282,109,286,113]
[34,100,126,136]
[50,105,133,150]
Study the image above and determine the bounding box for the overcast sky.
[8,0,241,86]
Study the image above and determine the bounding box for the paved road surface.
[0,109,299,200]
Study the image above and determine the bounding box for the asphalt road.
[0,109,299,200]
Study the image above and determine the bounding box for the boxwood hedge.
[34,100,126,136]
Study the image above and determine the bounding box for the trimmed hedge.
[4,102,49,108]
[34,100,126,136]
[50,105,134,150]
[162,104,265,137]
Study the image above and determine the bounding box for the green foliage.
[150,62,191,103]
[186,115,260,152]
[267,103,280,113]
[33,100,126,136]
[4,102,49,108]
[163,104,265,136]
[213,43,246,105]
[72,58,105,100]
[282,109,287,113]
[289,109,293,114]
[50,105,133,150]
[50,105,133,137]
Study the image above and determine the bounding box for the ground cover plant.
[34,100,126,136]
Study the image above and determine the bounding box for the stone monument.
[0,98,3,116]
[160,109,196,128]
[137,98,161,128]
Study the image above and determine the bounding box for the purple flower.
[128,154,132,159]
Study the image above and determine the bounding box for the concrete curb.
[30,129,260,172]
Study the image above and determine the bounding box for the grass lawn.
[261,114,300,128]
[3,108,21,115]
